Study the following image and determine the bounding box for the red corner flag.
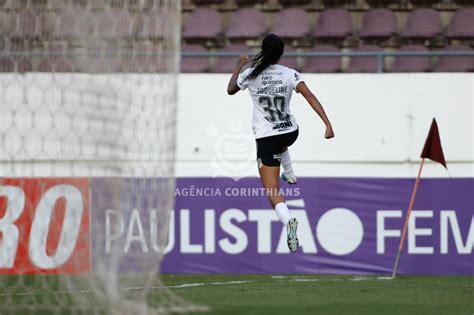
[392,118,448,278]
[420,118,447,169]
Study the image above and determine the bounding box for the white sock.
[281,150,295,177]
[275,202,292,226]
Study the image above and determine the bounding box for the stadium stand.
[280,45,299,70]
[127,42,151,73]
[314,8,353,40]
[402,8,442,39]
[181,44,209,72]
[433,44,474,72]
[235,0,267,5]
[16,57,33,72]
[410,0,440,7]
[321,0,358,7]
[302,44,341,73]
[9,8,43,38]
[79,41,122,73]
[226,8,267,40]
[390,44,431,72]
[446,8,474,39]
[214,44,253,73]
[347,44,384,72]
[279,0,312,5]
[358,8,397,41]
[183,8,222,41]
[191,0,226,4]
[52,5,91,38]
[0,57,14,72]
[0,0,472,73]
[138,11,161,39]
[365,0,400,7]
[38,43,73,72]
[271,8,310,39]
[95,7,134,38]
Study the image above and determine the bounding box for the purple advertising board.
[91,177,474,275]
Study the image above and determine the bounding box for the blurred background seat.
[0,57,14,72]
[183,8,222,40]
[402,8,442,39]
[38,43,73,72]
[279,45,299,70]
[314,9,352,40]
[181,44,209,72]
[359,9,397,41]
[446,8,474,40]
[302,45,341,73]
[433,45,474,72]
[390,44,431,72]
[226,8,266,40]
[347,45,384,73]
[214,44,251,73]
[9,8,43,38]
[271,8,310,39]
[95,8,133,38]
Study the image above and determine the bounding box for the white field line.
[0,280,252,297]
[167,280,252,289]
[290,277,393,282]
[350,277,370,281]
[290,279,320,282]
[290,278,344,282]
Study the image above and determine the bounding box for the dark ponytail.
[248,34,284,79]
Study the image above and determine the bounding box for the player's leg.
[280,148,297,184]
[258,163,284,208]
[258,164,299,253]
[257,136,299,252]
[279,129,299,185]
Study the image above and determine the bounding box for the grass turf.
[0,275,472,314]
[162,275,474,315]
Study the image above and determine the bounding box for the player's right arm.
[227,54,250,95]
[296,82,335,139]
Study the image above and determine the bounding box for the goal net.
[0,1,202,314]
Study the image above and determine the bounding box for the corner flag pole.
[391,158,425,278]
[391,118,447,279]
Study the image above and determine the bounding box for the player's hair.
[248,34,284,79]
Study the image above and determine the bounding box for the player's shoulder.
[275,64,299,75]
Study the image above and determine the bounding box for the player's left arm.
[296,81,335,139]
[227,54,250,95]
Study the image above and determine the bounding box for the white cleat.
[281,172,297,185]
[287,218,299,253]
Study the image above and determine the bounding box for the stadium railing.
[182,50,474,73]
[1,50,473,73]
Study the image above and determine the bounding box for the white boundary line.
[290,279,320,282]
[0,280,253,297]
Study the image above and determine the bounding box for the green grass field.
[163,275,474,315]
[0,275,472,314]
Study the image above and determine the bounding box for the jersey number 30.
[259,96,290,122]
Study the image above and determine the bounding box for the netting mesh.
[0,1,204,314]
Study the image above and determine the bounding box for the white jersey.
[237,64,302,139]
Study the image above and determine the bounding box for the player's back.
[237,64,303,139]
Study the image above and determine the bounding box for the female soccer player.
[226,34,334,253]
